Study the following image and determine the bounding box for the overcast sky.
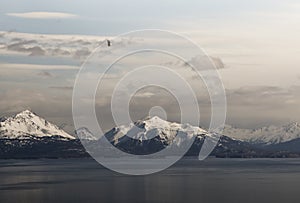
[0,0,300,133]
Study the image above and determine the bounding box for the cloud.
[49,86,73,90]
[6,40,45,56]
[6,12,78,19]
[210,56,225,69]
[28,46,45,56]
[188,55,225,70]
[73,48,91,59]
[50,48,71,56]
[0,63,78,70]
[163,55,225,70]
[227,86,290,98]
[37,71,54,78]
[0,31,106,58]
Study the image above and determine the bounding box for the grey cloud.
[0,31,153,60]
[49,86,73,90]
[7,39,38,50]
[7,43,27,52]
[162,55,225,70]
[73,39,92,46]
[1,31,105,59]
[189,55,225,70]
[73,48,91,59]
[210,56,225,69]
[227,86,291,101]
[7,41,45,56]
[109,37,140,48]
[50,48,71,56]
[228,86,285,96]
[28,46,46,56]
[10,37,22,42]
[37,71,54,78]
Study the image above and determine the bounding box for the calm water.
[1,158,300,203]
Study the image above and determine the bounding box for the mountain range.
[223,122,300,145]
[1,110,300,159]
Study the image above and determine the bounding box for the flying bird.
[107,39,111,47]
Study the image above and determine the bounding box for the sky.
[0,0,300,133]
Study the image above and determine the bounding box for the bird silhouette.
[107,39,111,47]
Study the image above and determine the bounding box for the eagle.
[107,39,111,47]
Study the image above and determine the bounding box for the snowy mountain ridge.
[223,122,300,145]
[0,110,75,140]
[106,116,208,146]
[1,110,300,146]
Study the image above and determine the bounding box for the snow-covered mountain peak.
[143,115,165,122]
[14,110,43,122]
[0,110,75,140]
[137,116,177,130]
[16,109,35,117]
[107,116,207,144]
[75,127,98,140]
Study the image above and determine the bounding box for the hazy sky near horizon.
[0,0,300,133]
